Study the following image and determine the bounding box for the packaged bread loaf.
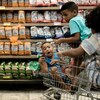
[0,42,4,55]
[7,12,13,22]
[18,0,24,7]
[19,26,26,39]
[0,14,2,23]
[5,27,12,39]
[13,12,18,23]
[8,0,12,7]
[2,12,6,22]
[18,11,25,23]
[24,42,31,55]
[4,42,10,55]
[26,27,30,39]
[0,27,5,39]
[12,26,18,37]
[12,0,18,7]
[2,0,7,7]
[25,0,29,7]
[11,42,18,55]
[26,12,31,22]
[18,42,24,55]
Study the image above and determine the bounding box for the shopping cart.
[41,43,100,100]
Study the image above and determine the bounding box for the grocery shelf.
[0,55,37,59]
[0,23,67,26]
[0,6,95,11]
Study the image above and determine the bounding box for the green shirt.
[69,15,91,41]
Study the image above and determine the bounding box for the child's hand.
[50,59,58,65]
[38,57,45,63]
[57,51,63,57]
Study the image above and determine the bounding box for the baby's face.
[42,43,53,57]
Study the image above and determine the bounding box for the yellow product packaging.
[24,42,31,55]
[12,26,18,37]
[0,42,4,55]
[0,27,5,39]
[18,42,24,55]
[5,27,12,39]
[4,42,10,55]
[18,0,24,7]
[19,26,26,39]
[7,12,13,22]
[11,42,18,55]
[12,0,18,7]
[18,11,25,23]
[25,0,29,7]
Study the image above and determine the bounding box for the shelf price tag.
[54,22,61,26]
[3,75,11,79]
[3,22,11,26]
[46,39,53,42]
[0,6,5,10]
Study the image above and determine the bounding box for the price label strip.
[0,6,5,10]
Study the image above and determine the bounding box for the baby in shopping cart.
[58,5,100,88]
[39,42,72,90]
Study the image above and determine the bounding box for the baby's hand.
[57,51,63,57]
[38,57,45,63]
[50,59,58,65]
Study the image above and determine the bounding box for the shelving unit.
[0,2,95,83]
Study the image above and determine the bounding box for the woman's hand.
[55,38,64,44]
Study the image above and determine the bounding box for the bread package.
[12,0,18,7]
[12,26,18,37]
[26,12,31,22]
[18,42,24,55]
[11,42,18,55]
[26,27,30,39]
[24,42,31,55]
[7,12,13,22]
[18,0,24,7]
[8,0,12,7]
[18,11,25,23]
[5,27,12,39]
[19,26,26,39]
[4,42,10,55]
[0,27,5,39]
[13,12,18,23]
[2,12,6,22]
[25,0,29,7]
[2,0,7,7]
[0,42,4,54]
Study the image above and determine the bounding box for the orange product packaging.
[12,26,18,37]
[18,11,25,23]
[4,42,11,55]
[9,36,18,43]
[2,12,7,22]
[8,0,12,7]
[24,42,31,55]
[11,42,18,55]
[2,0,8,7]
[0,27,5,39]
[7,12,13,22]
[25,0,29,7]
[0,42,4,55]
[12,0,18,7]
[5,27,12,39]
[26,27,30,39]
[13,12,18,23]
[18,0,24,7]
[18,42,24,55]
[26,12,31,23]
[19,26,26,39]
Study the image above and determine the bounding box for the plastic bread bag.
[29,0,37,6]
[25,0,29,7]
[35,42,42,55]
[24,42,31,55]
[43,0,50,6]
[26,12,31,23]
[12,26,18,37]
[50,11,58,22]
[0,27,5,39]
[4,42,10,55]
[54,27,64,38]
[0,42,4,55]
[5,27,12,39]
[37,27,45,39]
[8,0,12,7]
[18,0,24,7]
[7,12,13,22]
[2,12,6,22]
[44,11,51,22]
[18,10,25,23]
[31,11,38,22]
[37,12,44,22]
[26,27,31,39]
[13,12,18,23]
[0,13,2,23]
[18,41,24,55]
[50,27,56,38]
[36,0,44,6]
[19,26,26,39]
[11,42,18,55]
[12,0,18,7]
[43,26,52,39]
[31,26,38,38]
[2,0,8,7]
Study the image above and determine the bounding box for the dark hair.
[60,1,78,12]
[85,6,100,33]
[41,42,51,48]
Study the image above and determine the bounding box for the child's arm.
[56,32,80,44]
[38,57,48,73]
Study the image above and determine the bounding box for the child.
[39,42,71,90]
[56,1,91,44]
[58,5,100,88]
